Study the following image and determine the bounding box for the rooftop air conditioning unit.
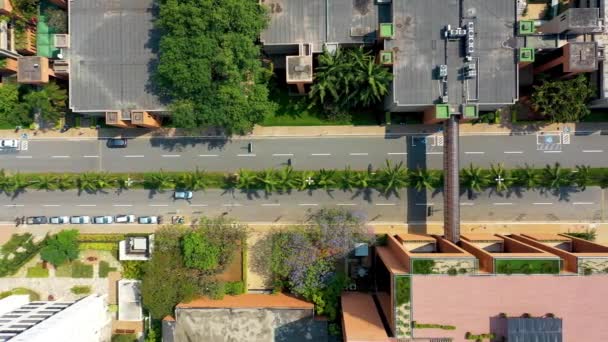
[53,60,69,74]
[53,34,69,48]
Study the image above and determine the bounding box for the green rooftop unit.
[518,20,535,35]
[463,104,478,119]
[435,104,450,119]
[379,50,393,65]
[519,48,535,63]
[379,23,394,39]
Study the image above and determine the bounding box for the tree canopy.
[531,75,594,122]
[40,230,79,266]
[155,0,275,133]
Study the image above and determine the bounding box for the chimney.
[443,115,460,243]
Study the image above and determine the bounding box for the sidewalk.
[1,121,607,140]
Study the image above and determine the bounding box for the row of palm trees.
[0,162,597,195]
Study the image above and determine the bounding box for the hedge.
[225,281,245,295]
[70,285,92,295]
[79,242,117,252]
[26,265,49,278]
[413,322,456,330]
[466,332,496,340]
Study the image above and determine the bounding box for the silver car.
[115,215,136,223]
[93,216,114,224]
[70,216,91,224]
[138,216,158,224]
[49,216,69,224]
[0,139,18,149]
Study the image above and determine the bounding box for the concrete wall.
[569,236,608,253]
[459,240,494,273]
[387,235,411,273]
[511,235,576,273]
[501,235,543,253]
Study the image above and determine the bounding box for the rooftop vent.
[53,34,69,48]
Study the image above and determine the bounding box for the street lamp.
[495,175,504,185]
[305,177,314,186]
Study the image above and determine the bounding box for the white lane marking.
[337,203,356,206]
[161,154,181,158]
[504,151,524,154]
[465,151,485,155]
[77,204,96,207]
[113,204,133,207]
[4,204,24,207]
[223,203,243,207]
[543,151,562,154]
[237,154,256,157]
[573,202,595,205]
[149,204,168,207]
[533,202,553,205]
[42,204,61,207]
[83,155,99,158]
[415,203,434,206]
[375,203,397,206]
[583,150,603,153]
[272,153,294,157]
[189,204,208,207]
[124,155,144,158]
[51,155,70,158]
[460,202,475,206]
[311,153,331,156]
[426,152,443,155]
[261,203,281,207]
[349,153,369,156]
[16,156,33,159]
[493,202,513,205]
[387,152,407,155]
[199,154,219,157]
[298,203,319,206]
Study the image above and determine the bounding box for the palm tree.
[56,174,75,191]
[573,165,591,191]
[0,169,9,192]
[176,168,208,191]
[4,173,30,194]
[408,168,436,192]
[77,173,98,192]
[297,171,316,191]
[338,166,358,191]
[115,175,133,190]
[347,48,393,107]
[315,169,336,190]
[257,169,278,194]
[236,169,258,191]
[376,160,408,195]
[489,163,514,193]
[144,171,175,190]
[353,170,372,189]
[542,163,572,191]
[31,174,59,191]
[276,166,297,192]
[514,164,539,189]
[461,164,488,194]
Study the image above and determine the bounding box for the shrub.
[182,231,221,271]
[412,259,435,274]
[458,268,468,274]
[99,261,117,278]
[583,267,593,276]
[121,261,146,280]
[111,334,137,342]
[447,267,458,276]
[413,322,456,330]
[208,281,226,300]
[77,234,126,243]
[521,313,531,318]
[0,233,43,277]
[0,288,40,301]
[40,230,79,267]
[70,285,92,295]
[72,261,93,278]
[466,332,496,341]
[45,7,67,32]
[395,276,411,306]
[26,265,49,278]
[225,281,245,295]
[79,242,116,251]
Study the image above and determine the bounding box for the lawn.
[56,261,94,278]
[55,263,73,277]
[70,285,91,295]
[99,260,117,278]
[26,264,49,278]
[0,288,40,301]
[495,259,560,274]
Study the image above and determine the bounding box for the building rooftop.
[69,0,165,113]
[385,0,517,110]
[566,42,597,72]
[507,317,563,342]
[341,292,389,342]
[176,293,314,310]
[118,280,143,322]
[17,56,50,84]
[286,55,313,83]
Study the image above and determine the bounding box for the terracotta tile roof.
[376,246,408,274]
[163,315,175,322]
[176,293,314,310]
[397,233,436,242]
[341,292,390,342]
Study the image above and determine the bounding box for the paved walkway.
[1,121,606,140]
[0,277,108,301]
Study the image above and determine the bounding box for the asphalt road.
[0,187,603,224]
[0,133,606,173]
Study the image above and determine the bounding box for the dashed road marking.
[199,154,219,157]
[51,155,70,158]
[573,202,594,205]
[336,203,356,206]
[161,154,181,158]
[77,204,96,207]
[42,204,61,207]
[124,155,144,158]
[83,155,99,158]
[493,202,513,205]
[583,150,603,153]
[465,151,485,155]
[375,203,397,206]
[311,153,331,156]
[426,152,443,155]
[533,202,553,205]
[460,202,475,206]
[149,204,168,207]
[349,153,369,156]
[4,204,24,207]
[298,203,318,206]
[237,154,256,157]
[543,151,562,154]
[113,204,133,207]
[16,156,32,159]
[189,204,208,207]
[387,152,407,155]
[223,203,243,207]
[261,203,281,206]
[504,151,523,154]
[272,153,294,157]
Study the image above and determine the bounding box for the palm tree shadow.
[10,189,25,200]
[351,188,373,203]
[325,189,335,199]
[243,190,261,200]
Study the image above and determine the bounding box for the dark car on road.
[107,138,127,148]
[26,216,48,225]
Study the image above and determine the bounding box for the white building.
[0,294,110,342]
[119,235,154,261]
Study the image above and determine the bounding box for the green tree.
[0,82,29,127]
[573,165,591,191]
[257,169,278,194]
[376,160,407,195]
[314,169,336,190]
[4,173,30,194]
[541,163,572,190]
[40,230,79,267]
[531,75,594,122]
[45,7,68,32]
[144,171,174,190]
[408,168,436,192]
[176,168,208,191]
[182,231,221,271]
[77,173,112,192]
[297,171,316,191]
[20,82,67,126]
[236,169,258,190]
[514,164,539,189]
[30,174,59,191]
[276,166,297,192]
[338,166,357,191]
[489,163,514,193]
[461,164,488,193]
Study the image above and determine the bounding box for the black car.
[26,216,48,225]
[107,138,128,148]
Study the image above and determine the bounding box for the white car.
[49,216,69,224]
[138,216,158,224]
[70,216,91,224]
[0,139,18,149]
[93,216,114,224]
[115,215,136,223]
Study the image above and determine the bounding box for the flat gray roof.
[69,0,165,113]
[260,0,380,53]
[386,0,517,110]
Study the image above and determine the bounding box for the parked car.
[138,216,158,224]
[115,214,136,223]
[0,139,18,149]
[70,216,91,224]
[93,216,114,224]
[106,138,127,148]
[174,190,193,200]
[49,216,70,224]
[26,216,47,225]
